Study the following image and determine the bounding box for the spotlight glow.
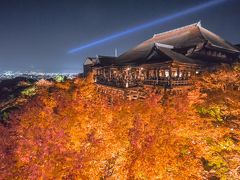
[68,0,227,54]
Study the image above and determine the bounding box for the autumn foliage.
[0,66,240,179]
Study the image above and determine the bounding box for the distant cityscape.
[0,71,78,82]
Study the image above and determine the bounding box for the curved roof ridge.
[153,21,200,38]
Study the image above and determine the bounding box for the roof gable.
[84,57,97,65]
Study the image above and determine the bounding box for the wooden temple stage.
[83,22,240,99]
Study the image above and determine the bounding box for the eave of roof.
[156,46,206,65]
[234,44,240,51]
[97,55,117,66]
[198,26,239,53]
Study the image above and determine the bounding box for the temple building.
[84,22,240,89]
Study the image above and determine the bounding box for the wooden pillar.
[126,67,129,88]
[169,67,172,88]
[103,68,106,78]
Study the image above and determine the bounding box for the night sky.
[0,0,240,73]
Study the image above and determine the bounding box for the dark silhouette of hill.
[0,77,36,101]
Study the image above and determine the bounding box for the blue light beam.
[68,0,227,54]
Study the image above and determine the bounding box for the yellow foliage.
[1,68,239,179]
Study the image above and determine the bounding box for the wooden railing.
[143,79,169,86]
[96,77,130,88]
[96,76,191,88]
[171,79,191,86]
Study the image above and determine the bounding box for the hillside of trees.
[0,66,239,179]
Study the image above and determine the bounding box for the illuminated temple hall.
[83,22,240,88]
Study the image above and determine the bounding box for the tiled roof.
[114,22,239,65]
